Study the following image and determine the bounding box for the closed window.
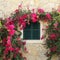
[23,22,40,40]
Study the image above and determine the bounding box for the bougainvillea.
[0,18,27,60]
[0,4,60,60]
[44,11,60,60]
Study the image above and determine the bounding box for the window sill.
[23,40,44,43]
[21,21,47,44]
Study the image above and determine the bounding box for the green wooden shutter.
[23,22,40,40]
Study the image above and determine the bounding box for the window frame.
[21,21,45,43]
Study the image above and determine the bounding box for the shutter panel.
[23,22,40,40]
[23,29,31,40]
[32,30,40,40]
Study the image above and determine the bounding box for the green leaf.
[0,57,3,60]
[0,21,2,27]
[0,38,2,41]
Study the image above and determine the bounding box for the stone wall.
[0,0,60,60]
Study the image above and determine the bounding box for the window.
[23,22,40,40]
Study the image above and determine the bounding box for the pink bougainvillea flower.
[5,44,10,47]
[53,22,58,28]
[21,21,26,29]
[22,14,28,20]
[9,47,14,52]
[15,9,19,13]
[32,8,35,13]
[38,8,44,13]
[18,4,22,8]
[31,13,38,23]
[24,47,28,53]
[17,37,21,41]
[20,27,23,30]
[22,41,26,45]
[15,47,20,54]
[19,17,24,24]
[7,36,11,41]
[49,33,56,40]
[19,14,27,27]
[46,13,52,20]
[9,30,15,36]
[4,48,9,55]
[22,21,26,27]
[6,24,15,36]
[50,46,57,52]
[7,36,11,46]
[7,24,15,30]
[2,38,7,46]
[5,17,14,25]
[6,17,11,21]
[6,17,13,22]
[46,26,49,29]
[57,9,60,12]
[13,54,16,58]
[27,5,30,10]
[40,35,45,40]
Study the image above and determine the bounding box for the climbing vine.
[0,4,60,60]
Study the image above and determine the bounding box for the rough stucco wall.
[0,0,60,18]
[25,43,47,60]
[0,0,60,60]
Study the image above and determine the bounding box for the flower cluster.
[0,18,27,60]
[44,11,60,60]
[0,4,60,60]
